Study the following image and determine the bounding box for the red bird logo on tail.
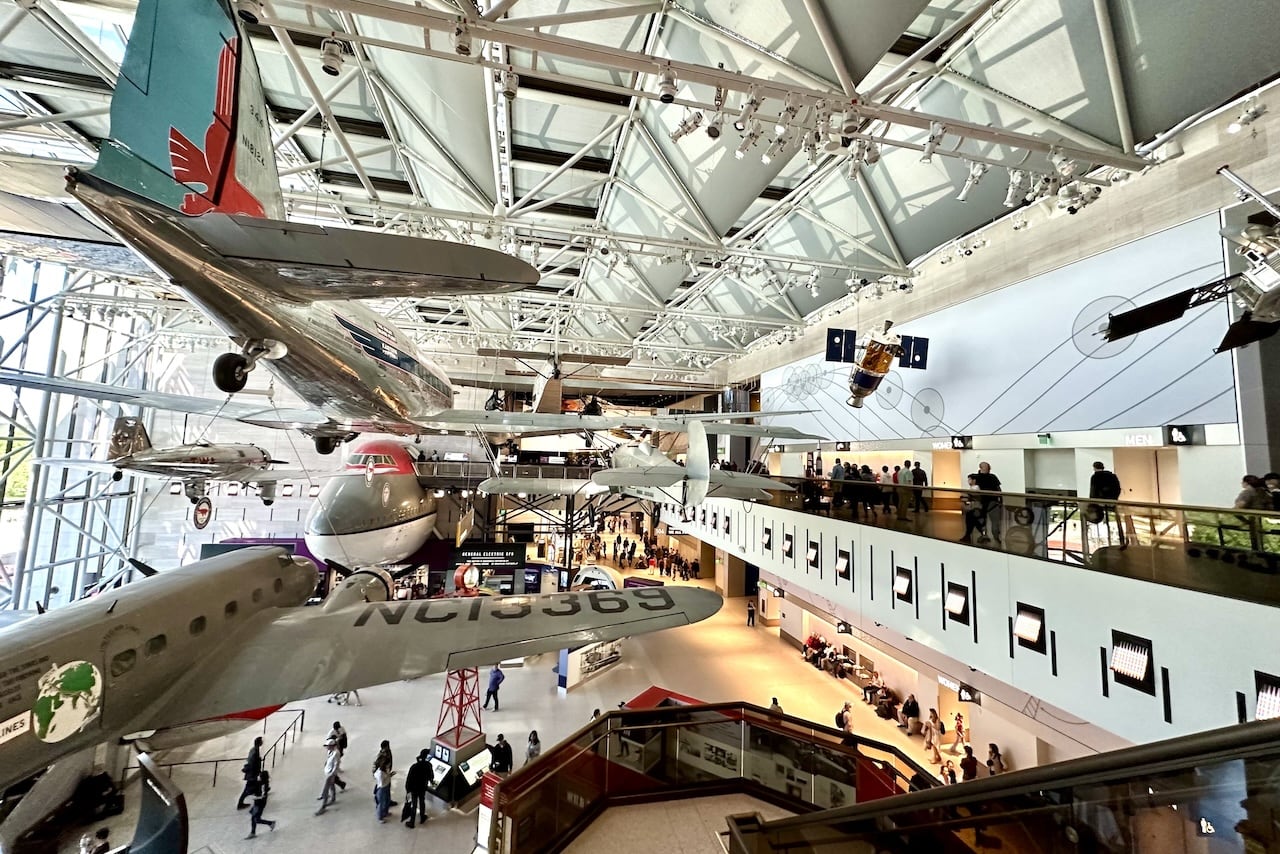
[168,38,267,218]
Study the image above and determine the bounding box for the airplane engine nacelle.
[322,567,396,612]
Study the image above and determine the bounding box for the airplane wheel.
[111,470,123,482]
[213,352,249,393]
[263,499,274,507]
[314,436,340,455]
[189,496,199,505]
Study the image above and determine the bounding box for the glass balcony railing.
[725,717,1280,854]
[488,702,939,854]
[681,478,1280,608]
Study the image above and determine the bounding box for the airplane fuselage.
[69,176,454,435]
[118,443,273,482]
[0,548,316,791]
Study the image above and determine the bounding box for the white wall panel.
[676,499,1280,746]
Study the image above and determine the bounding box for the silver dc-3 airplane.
[0,0,818,453]
[0,546,721,795]
[38,416,314,511]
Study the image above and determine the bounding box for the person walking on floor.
[1089,460,1125,545]
[373,740,398,807]
[484,663,505,711]
[373,764,392,822]
[246,770,277,837]
[923,709,942,764]
[327,721,349,792]
[236,736,264,810]
[525,731,542,766]
[490,734,514,776]
[402,749,433,828]
[315,737,342,815]
[746,600,756,626]
[987,743,1006,775]
[911,462,930,512]
[951,713,967,754]
[960,745,980,781]
[973,462,1003,542]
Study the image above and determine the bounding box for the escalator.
[727,718,1280,853]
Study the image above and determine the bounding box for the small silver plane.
[0,546,721,795]
[38,416,312,510]
[477,420,794,508]
[0,0,816,454]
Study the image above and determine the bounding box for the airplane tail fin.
[87,0,283,219]
[109,416,152,458]
[684,420,711,507]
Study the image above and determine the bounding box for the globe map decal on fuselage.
[32,661,102,743]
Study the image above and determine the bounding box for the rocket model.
[847,321,904,408]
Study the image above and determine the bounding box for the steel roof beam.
[799,0,856,98]
[1092,0,1135,154]
[863,0,998,101]
[15,0,119,86]
[503,3,662,30]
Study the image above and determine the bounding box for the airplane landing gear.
[212,340,286,394]
[183,480,208,505]
[314,436,340,455]
[213,353,250,394]
[111,470,124,482]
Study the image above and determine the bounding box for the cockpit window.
[189,616,206,635]
[145,634,167,656]
[225,600,238,619]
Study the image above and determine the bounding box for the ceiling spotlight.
[735,120,762,159]
[847,139,867,179]
[1227,101,1265,134]
[1048,147,1077,178]
[670,111,703,142]
[235,0,262,23]
[706,112,724,139]
[1004,169,1026,207]
[319,35,344,77]
[808,282,821,299]
[840,109,861,136]
[804,132,819,170]
[863,138,880,165]
[955,160,988,203]
[897,277,914,293]
[1011,215,1029,231]
[920,121,945,163]
[452,19,473,56]
[734,85,762,132]
[500,68,519,101]
[776,92,801,134]
[656,66,678,104]
[761,134,787,164]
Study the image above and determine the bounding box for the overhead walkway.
[725,717,1280,853]
[488,702,939,853]
[729,478,1280,607]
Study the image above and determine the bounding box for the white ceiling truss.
[0,0,1277,390]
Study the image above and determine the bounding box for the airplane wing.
[145,586,722,729]
[477,476,608,496]
[591,468,686,488]
[34,457,120,474]
[414,408,824,440]
[710,469,796,492]
[183,214,541,300]
[0,369,331,428]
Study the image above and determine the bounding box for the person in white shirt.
[315,738,342,815]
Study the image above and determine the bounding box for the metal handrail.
[118,707,306,787]
[743,717,1280,835]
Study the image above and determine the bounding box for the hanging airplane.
[0,546,721,795]
[0,0,815,454]
[37,416,314,511]
[476,421,794,507]
[1103,165,1280,352]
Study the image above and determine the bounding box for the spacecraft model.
[847,321,905,408]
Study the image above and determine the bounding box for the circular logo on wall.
[364,460,376,485]
[32,660,102,743]
[192,496,214,529]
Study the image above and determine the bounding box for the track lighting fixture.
[500,68,519,101]
[776,92,801,134]
[863,138,880,165]
[761,134,787,164]
[235,0,262,23]
[452,19,473,56]
[847,139,867,179]
[656,67,677,104]
[320,35,344,77]
[1227,100,1265,134]
[734,85,761,132]
[1048,147,1077,178]
[735,121,762,159]
[1003,169,1025,207]
[955,160,988,203]
[706,112,724,139]
[670,111,703,142]
[840,109,861,136]
[804,132,819,170]
[920,121,945,163]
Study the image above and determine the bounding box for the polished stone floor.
[55,572,963,854]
